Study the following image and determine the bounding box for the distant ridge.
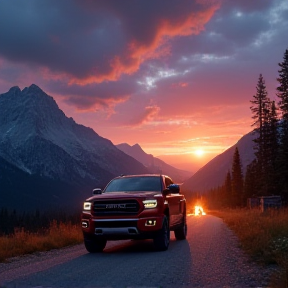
[182,132,256,193]
[116,143,192,183]
[0,84,148,211]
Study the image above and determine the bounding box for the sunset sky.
[0,0,288,172]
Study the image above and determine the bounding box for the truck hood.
[86,191,162,201]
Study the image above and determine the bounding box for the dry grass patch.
[0,221,83,262]
[211,208,288,287]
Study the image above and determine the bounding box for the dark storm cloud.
[0,0,286,117]
[150,0,287,93]
[0,0,125,79]
[219,0,275,14]
[131,0,288,119]
[167,0,277,60]
[0,0,220,84]
[212,13,269,46]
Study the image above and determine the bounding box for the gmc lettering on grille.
[105,204,126,209]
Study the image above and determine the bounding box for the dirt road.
[0,215,272,288]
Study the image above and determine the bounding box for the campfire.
[194,205,206,216]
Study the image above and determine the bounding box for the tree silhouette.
[223,171,232,207]
[244,159,258,199]
[250,74,278,195]
[250,74,269,184]
[276,48,288,201]
[265,100,278,194]
[231,147,244,207]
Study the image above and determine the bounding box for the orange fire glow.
[194,205,206,216]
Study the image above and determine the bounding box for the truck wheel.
[84,238,107,253]
[153,216,170,251]
[174,221,187,240]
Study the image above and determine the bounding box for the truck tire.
[174,221,187,240]
[84,238,107,253]
[153,216,170,251]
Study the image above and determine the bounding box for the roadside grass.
[0,221,83,262]
[211,208,288,287]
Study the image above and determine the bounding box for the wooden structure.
[259,196,282,212]
[247,196,282,211]
[247,198,260,209]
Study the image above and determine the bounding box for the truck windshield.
[104,176,162,192]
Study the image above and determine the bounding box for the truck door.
[164,177,182,227]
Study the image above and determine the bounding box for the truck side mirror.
[162,188,170,196]
[93,188,102,195]
[167,184,180,194]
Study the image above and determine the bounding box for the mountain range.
[0,84,256,211]
[116,143,192,183]
[0,84,149,211]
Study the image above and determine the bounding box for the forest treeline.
[0,208,80,235]
[205,48,288,209]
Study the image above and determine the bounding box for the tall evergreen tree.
[224,171,232,207]
[244,159,258,199]
[231,147,244,207]
[276,48,288,200]
[250,74,269,176]
[250,74,278,195]
[277,49,288,122]
[266,100,279,194]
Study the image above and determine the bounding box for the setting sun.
[194,149,204,157]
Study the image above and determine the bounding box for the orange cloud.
[128,105,160,126]
[59,94,130,117]
[67,3,220,85]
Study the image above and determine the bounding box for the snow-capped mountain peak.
[0,84,147,185]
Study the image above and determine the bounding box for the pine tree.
[250,74,269,180]
[277,49,288,122]
[276,48,288,200]
[224,171,232,207]
[250,74,278,195]
[266,100,279,194]
[244,159,258,199]
[231,147,244,207]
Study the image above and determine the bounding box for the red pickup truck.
[81,174,187,252]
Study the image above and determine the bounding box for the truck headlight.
[83,202,92,211]
[143,199,157,209]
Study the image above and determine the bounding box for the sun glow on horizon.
[194,149,204,157]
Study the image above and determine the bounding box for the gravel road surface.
[0,215,273,288]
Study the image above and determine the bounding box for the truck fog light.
[82,221,89,228]
[145,220,156,226]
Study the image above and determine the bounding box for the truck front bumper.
[81,215,164,239]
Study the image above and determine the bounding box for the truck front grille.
[93,199,140,216]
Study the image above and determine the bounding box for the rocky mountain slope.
[182,132,256,193]
[116,143,192,183]
[0,84,148,211]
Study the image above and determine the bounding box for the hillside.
[182,132,256,193]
